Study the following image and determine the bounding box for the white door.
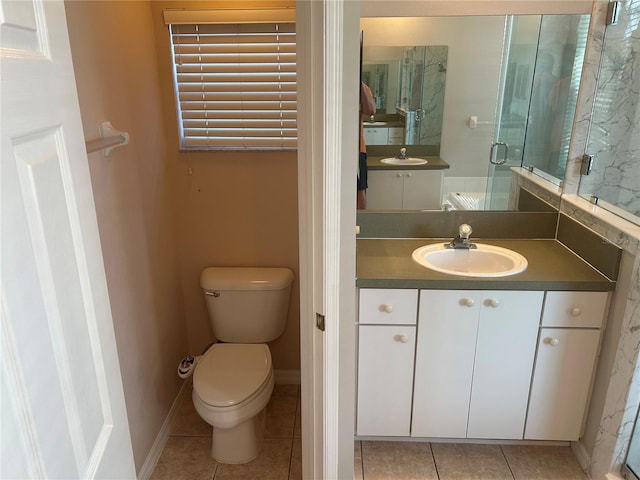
[1,1,135,478]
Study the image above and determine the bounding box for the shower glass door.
[486,13,589,209]
[486,15,538,210]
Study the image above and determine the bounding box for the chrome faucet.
[446,224,477,249]
[397,147,407,159]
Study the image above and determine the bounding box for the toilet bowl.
[192,343,274,464]
[194,267,293,463]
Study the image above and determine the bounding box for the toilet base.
[211,407,267,464]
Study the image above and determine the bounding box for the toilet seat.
[194,343,272,408]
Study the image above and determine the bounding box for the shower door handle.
[490,141,509,165]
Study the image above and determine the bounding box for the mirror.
[362,45,448,148]
[361,14,589,212]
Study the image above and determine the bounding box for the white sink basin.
[412,243,528,277]
[380,157,428,166]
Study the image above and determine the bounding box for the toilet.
[193,267,293,464]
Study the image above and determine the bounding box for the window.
[164,9,296,150]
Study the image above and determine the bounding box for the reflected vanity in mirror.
[361,14,589,212]
[362,45,448,149]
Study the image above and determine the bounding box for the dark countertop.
[356,238,615,291]
[367,156,450,171]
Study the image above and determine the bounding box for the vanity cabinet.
[355,288,608,441]
[363,126,404,145]
[363,127,387,145]
[367,170,443,210]
[356,289,417,436]
[524,291,608,440]
[412,290,542,439]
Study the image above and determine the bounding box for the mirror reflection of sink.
[380,157,428,166]
[412,243,528,277]
[366,121,389,126]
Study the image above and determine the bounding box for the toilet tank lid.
[200,267,293,291]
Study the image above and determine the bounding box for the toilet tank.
[200,267,293,343]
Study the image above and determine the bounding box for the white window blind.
[167,20,296,150]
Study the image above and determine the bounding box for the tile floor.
[151,384,588,480]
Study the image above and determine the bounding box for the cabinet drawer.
[542,291,608,328]
[358,289,418,325]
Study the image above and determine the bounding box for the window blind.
[168,22,296,150]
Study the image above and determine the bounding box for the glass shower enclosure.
[487,13,590,209]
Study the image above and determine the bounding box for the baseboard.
[571,441,591,475]
[274,369,301,385]
[137,379,191,480]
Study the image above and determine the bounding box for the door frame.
[297,0,361,478]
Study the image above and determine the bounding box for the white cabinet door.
[467,291,543,439]
[367,170,404,209]
[412,290,481,438]
[363,127,387,145]
[357,325,416,436]
[402,170,443,210]
[387,127,404,145]
[368,170,443,210]
[525,328,601,440]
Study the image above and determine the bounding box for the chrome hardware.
[490,141,509,165]
[446,224,477,249]
[606,1,620,25]
[590,195,599,205]
[581,154,594,175]
[205,291,221,297]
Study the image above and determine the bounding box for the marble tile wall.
[563,0,608,195]
[560,195,640,479]
[579,0,640,219]
[420,46,448,146]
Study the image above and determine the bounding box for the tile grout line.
[357,441,364,480]
[287,387,300,480]
[499,445,517,480]
[429,443,441,480]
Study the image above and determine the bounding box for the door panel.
[1,1,135,478]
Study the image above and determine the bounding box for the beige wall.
[150,1,300,371]
[65,0,300,471]
[65,0,300,468]
[64,1,188,472]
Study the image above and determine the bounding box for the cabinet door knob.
[397,173,403,177]
[406,173,412,177]
[395,334,409,343]
[485,298,500,308]
[460,298,475,307]
[380,304,393,313]
[546,337,560,346]
[570,307,582,317]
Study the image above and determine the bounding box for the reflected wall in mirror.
[361,14,589,212]
[362,45,448,147]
